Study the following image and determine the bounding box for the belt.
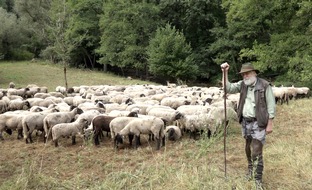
[243,117,257,122]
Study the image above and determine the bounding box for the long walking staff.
[223,68,228,179]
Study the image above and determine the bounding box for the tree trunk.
[64,61,68,91]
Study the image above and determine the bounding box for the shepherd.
[221,62,276,190]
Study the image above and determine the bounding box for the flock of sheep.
[0,81,309,150]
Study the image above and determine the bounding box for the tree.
[66,0,103,69]
[0,7,33,60]
[44,0,84,90]
[239,0,312,85]
[158,0,226,80]
[97,0,161,77]
[147,23,198,83]
[13,0,51,57]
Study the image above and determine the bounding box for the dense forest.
[0,0,311,86]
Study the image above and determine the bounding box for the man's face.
[241,71,257,86]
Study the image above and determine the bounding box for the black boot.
[252,139,264,189]
[245,137,253,180]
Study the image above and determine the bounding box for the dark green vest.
[237,78,270,128]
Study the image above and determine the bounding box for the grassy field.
[0,61,157,91]
[0,61,311,190]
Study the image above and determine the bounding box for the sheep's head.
[115,134,124,145]
[125,98,134,105]
[167,128,175,141]
[174,111,184,120]
[128,111,138,117]
[75,107,84,115]
[23,101,31,110]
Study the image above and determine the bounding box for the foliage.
[0,0,312,85]
[239,0,312,85]
[13,0,51,57]
[147,23,198,82]
[97,0,160,76]
[66,0,103,69]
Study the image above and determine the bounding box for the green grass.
[0,60,157,91]
[0,61,311,190]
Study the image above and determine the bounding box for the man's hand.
[221,62,229,72]
[266,119,273,134]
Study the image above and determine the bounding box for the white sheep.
[116,117,166,150]
[160,97,191,109]
[147,107,183,125]
[43,107,84,142]
[109,116,140,146]
[0,110,31,140]
[8,99,31,111]
[22,108,59,143]
[0,96,10,114]
[52,118,89,147]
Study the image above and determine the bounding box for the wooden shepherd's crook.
[223,66,228,178]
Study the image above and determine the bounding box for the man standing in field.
[221,62,276,189]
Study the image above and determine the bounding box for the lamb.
[115,117,166,150]
[22,108,60,143]
[52,118,89,147]
[43,107,84,142]
[165,125,182,141]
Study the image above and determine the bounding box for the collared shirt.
[226,79,275,119]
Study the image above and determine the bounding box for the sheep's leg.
[0,132,4,140]
[134,135,140,149]
[162,136,165,147]
[148,134,155,141]
[17,129,23,139]
[72,136,76,145]
[156,138,161,150]
[207,129,212,139]
[54,140,58,147]
[93,130,100,146]
[128,134,134,146]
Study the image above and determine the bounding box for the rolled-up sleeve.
[265,85,276,119]
[226,80,242,94]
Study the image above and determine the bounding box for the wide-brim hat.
[238,63,260,74]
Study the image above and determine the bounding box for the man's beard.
[243,76,257,86]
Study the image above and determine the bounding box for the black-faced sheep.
[115,117,166,150]
[43,107,83,142]
[165,125,182,141]
[52,118,89,147]
[92,111,138,145]
[22,108,59,143]
[109,116,140,148]
[147,108,183,125]
[8,99,31,111]
[0,110,30,140]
